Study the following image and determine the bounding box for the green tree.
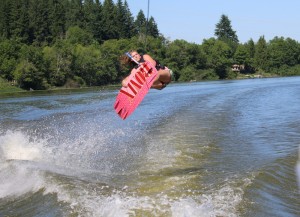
[95,39,123,85]
[0,39,20,80]
[215,14,239,43]
[134,10,147,38]
[243,38,255,71]
[101,0,118,40]
[234,44,249,66]
[10,0,31,43]
[140,36,167,59]
[254,36,268,71]
[72,44,101,86]
[164,40,192,78]
[83,0,103,41]
[92,0,104,43]
[267,37,300,70]
[83,0,96,30]
[178,65,197,82]
[116,0,127,38]
[115,0,135,39]
[123,0,136,37]
[202,38,232,79]
[13,44,46,89]
[65,0,84,29]
[43,39,72,86]
[164,40,206,81]
[28,0,51,45]
[147,17,159,38]
[215,14,239,55]
[245,38,255,58]
[48,0,66,43]
[65,26,94,46]
[0,0,12,39]
[284,38,300,66]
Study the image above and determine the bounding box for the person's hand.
[122,79,128,87]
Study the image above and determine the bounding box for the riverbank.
[0,86,120,98]
[0,72,285,97]
[0,78,121,97]
[0,78,23,93]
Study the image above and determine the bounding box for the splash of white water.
[0,130,45,161]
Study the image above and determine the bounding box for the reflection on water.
[0,77,300,216]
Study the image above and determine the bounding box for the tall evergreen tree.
[243,38,256,71]
[234,44,249,65]
[17,0,31,43]
[0,0,12,39]
[134,10,147,36]
[215,14,239,55]
[101,0,118,40]
[245,38,255,58]
[116,0,134,39]
[83,0,97,35]
[147,16,159,38]
[0,2,5,38]
[65,0,85,29]
[254,36,268,71]
[48,0,66,43]
[123,0,136,38]
[10,0,23,39]
[215,14,239,43]
[116,0,126,38]
[29,0,51,45]
[93,0,104,43]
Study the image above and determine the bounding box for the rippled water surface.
[0,77,299,216]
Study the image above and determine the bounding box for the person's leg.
[157,69,172,84]
[151,81,164,89]
[151,69,173,90]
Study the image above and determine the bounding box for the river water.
[0,77,299,217]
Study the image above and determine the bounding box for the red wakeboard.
[114,61,158,120]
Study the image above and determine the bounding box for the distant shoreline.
[1,74,297,98]
[0,84,120,98]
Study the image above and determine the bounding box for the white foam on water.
[0,131,50,198]
[0,129,249,216]
[0,130,46,161]
[42,181,156,217]
[170,183,245,217]
[0,163,45,198]
[39,176,248,217]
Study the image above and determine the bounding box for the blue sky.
[124,0,300,44]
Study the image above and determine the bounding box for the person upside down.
[120,50,173,90]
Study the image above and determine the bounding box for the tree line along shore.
[1,0,300,92]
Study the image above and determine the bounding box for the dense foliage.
[1,0,300,90]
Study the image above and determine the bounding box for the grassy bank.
[0,78,23,93]
[0,77,121,98]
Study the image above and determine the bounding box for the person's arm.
[143,54,156,67]
[121,76,129,87]
[121,67,136,87]
[121,54,156,87]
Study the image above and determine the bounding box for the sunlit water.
[0,77,299,217]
